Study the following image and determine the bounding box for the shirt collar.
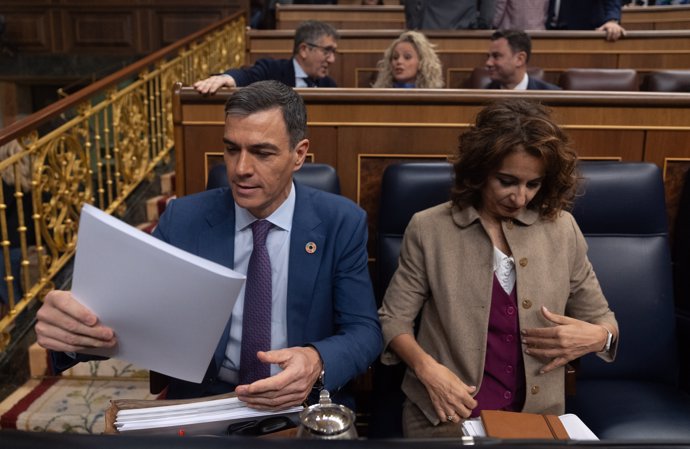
[235,181,296,232]
[514,72,529,91]
[293,59,309,86]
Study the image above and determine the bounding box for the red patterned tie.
[239,219,272,384]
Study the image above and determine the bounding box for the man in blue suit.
[35,80,382,409]
[485,30,561,90]
[194,20,338,95]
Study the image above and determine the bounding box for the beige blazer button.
[531,385,540,395]
[522,299,532,309]
[505,220,514,230]
[519,257,528,267]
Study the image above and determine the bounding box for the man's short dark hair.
[224,80,307,148]
[293,20,339,55]
[491,29,532,63]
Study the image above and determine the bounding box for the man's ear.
[515,51,527,67]
[292,138,309,172]
[296,43,309,61]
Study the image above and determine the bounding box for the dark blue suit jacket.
[548,0,622,30]
[225,58,337,88]
[486,77,561,90]
[50,183,380,404]
[151,183,380,400]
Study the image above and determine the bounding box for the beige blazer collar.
[451,203,540,228]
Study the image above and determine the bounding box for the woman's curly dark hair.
[450,99,578,220]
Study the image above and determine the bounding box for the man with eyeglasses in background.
[194,20,338,94]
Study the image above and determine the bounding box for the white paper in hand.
[72,204,245,383]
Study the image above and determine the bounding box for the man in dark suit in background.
[548,0,626,41]
[194,20,338,94]
[485,30,561,90]
[35,80,382,409]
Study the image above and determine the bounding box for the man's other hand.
[234,346,323,410]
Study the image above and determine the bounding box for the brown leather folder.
[480,410,569,440]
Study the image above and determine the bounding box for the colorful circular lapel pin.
[305,242,317,254]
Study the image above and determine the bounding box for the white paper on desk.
[559,413,598,440]
[72,204,245,384]
[461,418,487,437]
[114,396,302,432]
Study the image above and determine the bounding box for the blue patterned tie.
[239,219,272,384]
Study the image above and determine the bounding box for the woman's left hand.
[521,306,609,374]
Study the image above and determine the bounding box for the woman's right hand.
[415,358,478,423]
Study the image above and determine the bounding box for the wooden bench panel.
[275,5,405,30]
[172,87,690,245]
[622,5,690,30]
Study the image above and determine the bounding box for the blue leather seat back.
[370,161,453,439]
[206,162,341,194]
[572,162,678,385]
[377,162,454,304]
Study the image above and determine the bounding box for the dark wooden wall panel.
[68,12,136,50]
[158,12,226,47]
[0,1,248,54]
[3,12,52,52]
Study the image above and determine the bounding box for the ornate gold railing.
[0,13,246,351]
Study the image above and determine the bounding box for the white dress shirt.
[513,73,530,91]
[293,59,311,88]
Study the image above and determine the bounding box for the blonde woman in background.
[373,31,444,88]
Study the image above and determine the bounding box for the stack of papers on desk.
[113,396,302,435]
[72,204,246,383]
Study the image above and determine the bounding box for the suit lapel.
[198,190,235,269]
[286,183,325,346]
[286,59,297,87]
[197,190,236,372]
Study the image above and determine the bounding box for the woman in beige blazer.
[378,99,619,438]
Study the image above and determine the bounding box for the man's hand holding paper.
[36,290,116,353]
